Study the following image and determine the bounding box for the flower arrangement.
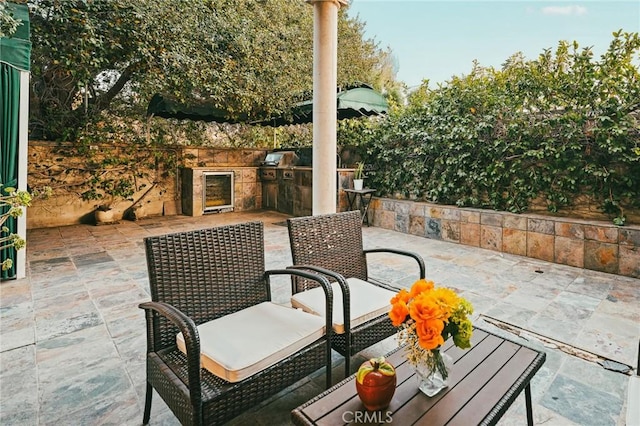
[389,279,473,381]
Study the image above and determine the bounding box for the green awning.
[254,84,389,127]
[0,3,31,71]
[147,93,244,123]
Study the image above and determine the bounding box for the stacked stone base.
[370,198,640,279]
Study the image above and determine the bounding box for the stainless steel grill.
[260,151,299,181]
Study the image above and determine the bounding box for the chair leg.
[344,355,351,378]
[142,382,153,425]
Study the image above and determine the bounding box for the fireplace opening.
[203,172,234,213]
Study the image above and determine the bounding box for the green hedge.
[361,32,640,224]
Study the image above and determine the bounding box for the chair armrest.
[139,301,202,405]
[265,268,335,387]
[265,268,335,328]
[363,248,426,279]
[285,265,351,350]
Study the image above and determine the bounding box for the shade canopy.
[255,84,388,127]
[0,2,31,71]
[146,93,244,123]
[147,85,387,127]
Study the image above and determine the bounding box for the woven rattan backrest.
[145,221,268,350]
[287,211,367,292]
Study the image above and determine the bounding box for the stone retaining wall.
[369,197,640,279]
[26,142,268,228]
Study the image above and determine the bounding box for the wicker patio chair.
[139,221,333,426]
[287,210,425,376]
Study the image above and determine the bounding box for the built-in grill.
[260,151,299,181]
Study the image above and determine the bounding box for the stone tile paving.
[0,210,637,425]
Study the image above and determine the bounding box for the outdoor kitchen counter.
[181,166,357,218]
[261,167,356,217]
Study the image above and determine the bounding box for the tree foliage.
[27,0,396,142]
[0,1,23,38]
[365,31,640,223]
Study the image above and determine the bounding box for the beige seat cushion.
[291,277,396,334]
[176,301,325,383]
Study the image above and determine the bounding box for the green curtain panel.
[1,2,31,279]
[0,63,20,279]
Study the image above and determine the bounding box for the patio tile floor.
[1,210,638,425]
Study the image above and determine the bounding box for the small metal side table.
[343,188,375,226]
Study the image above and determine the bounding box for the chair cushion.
[291,278,396,334]
[176,301,325,383]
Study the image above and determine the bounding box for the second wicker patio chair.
[287,210,425,376]
[139,221,333,425]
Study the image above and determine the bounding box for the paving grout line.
[479,314,635,375]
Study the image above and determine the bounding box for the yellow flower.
[431,287,459,319]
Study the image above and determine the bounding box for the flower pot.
[354,179,364,191]
[95,208,115,225]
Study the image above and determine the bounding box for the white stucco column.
[307,0,349,215]
[16,70,29,279]
[15,71,29,279]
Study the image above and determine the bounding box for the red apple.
[355,356,397,411]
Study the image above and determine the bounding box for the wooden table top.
[292,327,546,426]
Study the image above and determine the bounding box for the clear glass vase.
[414,350,452,397]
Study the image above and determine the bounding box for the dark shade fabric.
[0,3,31,71]
[253,84,389,127]
[1,2,31,279]
[147,93,245,123]
[0,63,20,279]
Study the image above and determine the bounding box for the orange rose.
[389,300,409,327]
[408,293,442,323]
[409,279,435,299]
[415,318,445,350]
[390,288,410,305]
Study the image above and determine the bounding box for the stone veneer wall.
[368,197,640,279]
[27,142,269,228]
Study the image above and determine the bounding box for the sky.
[346,1,640,89]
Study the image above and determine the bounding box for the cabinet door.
[262,182,277,209]
[278,180,294,215]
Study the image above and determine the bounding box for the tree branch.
[92,62,139,112]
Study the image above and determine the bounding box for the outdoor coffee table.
[292,327,546,426]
